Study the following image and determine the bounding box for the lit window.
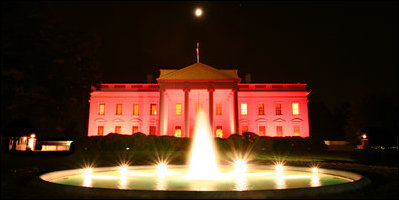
[98,126,104,136]
[174,126,182,137]
[133,104,139,115]
[132,126,139,134]
[275,104,282,115]
[150,104,157,115]
[292,103,299,115]
[216,104,222,115]
[176,104,182,115]
[115,126,121,134]
[196,103,202,114]
[276,126,283,137]
[116,104,122,115]
[216,126,223,138]
[259,126,265,136]
[242,126,248,133]
[241,103,248,115]
[293,126,300,136]
[149,126,156,135]
[99,104,105,115]
[258,104,264,115]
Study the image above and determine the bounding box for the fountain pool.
[38,109,370,197]
[41,165,359,191]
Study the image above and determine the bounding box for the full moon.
[195,8,202,17]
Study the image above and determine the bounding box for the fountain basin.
[38,165,370,198]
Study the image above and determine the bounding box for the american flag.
[196,42,199,63]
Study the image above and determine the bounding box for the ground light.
[275,163,284,173]
[156,162,168,176]
[233,159,248,174]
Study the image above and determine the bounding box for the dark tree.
[1,2,102,139]
[345,95,398,146]
[308,102,347,141]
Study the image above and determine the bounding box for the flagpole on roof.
[196,42,199,63]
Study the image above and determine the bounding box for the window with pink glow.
[132,126,139,134]
[133,104,139,115]
[98,104,105,115]
[258,103,264,115]
[150,104,157,115]
[174,126,181,137]
[216,104,222,115]
[98,126,104,136]
[292,102,299,115]
[149,126,156,135]
[175,104,182,115]
[115,126,121,134]
[293,126,300,136]
[241,103,247,115]
[116,104,122,115]
[259,126,265,136]
[275,104,282,115]
[242,126,248,133]
[276,126,283,136]
[216,126,223,138]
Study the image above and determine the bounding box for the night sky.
[3,1,398,109]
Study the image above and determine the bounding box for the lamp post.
[360,133,369,150]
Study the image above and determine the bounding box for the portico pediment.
[158,62,239,81]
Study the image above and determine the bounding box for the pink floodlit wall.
[87,90,160,136]
[237,91,309,137]
[87,84,310,138]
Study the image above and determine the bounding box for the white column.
[159,88,165,136]
[233,88,239,134]
[184,89,190,137]
[208,88,214,136]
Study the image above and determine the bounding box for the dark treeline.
[309,96,398,146]
[1,2,102,140]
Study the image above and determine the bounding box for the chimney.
[244,73,251,83]
[146,74,153,83]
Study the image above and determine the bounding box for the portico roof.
[158,62,239,81]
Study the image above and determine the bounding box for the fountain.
[185,109,221,180]
[38,108,371,198]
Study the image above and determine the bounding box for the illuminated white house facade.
[87,62,310,138]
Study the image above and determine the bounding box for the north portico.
[157,62,241,137]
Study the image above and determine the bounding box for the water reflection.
[118,174,128,189]
[189,181,217,191]
[156,175,166,190]
[118,166,128,189]
[310,175,321,187]
[234,174,248,191]
[274,172,286,189]
[83,174,92,187]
